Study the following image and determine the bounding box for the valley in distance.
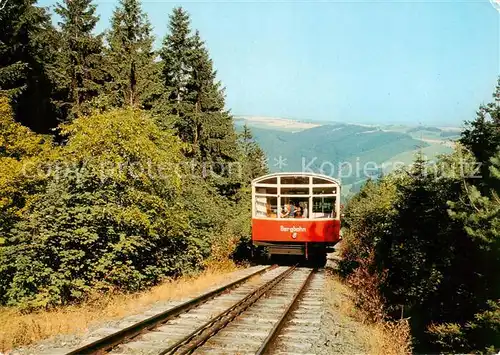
[234,115,460,199]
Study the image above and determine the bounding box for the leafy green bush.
[0,97,52,243]
[0,5,263,312]
[428,300,500,354]
[339,177,398,276]
[0,108,214,308]
[467,300,500,353]
[426,322,468,353]
[340,147,500,353]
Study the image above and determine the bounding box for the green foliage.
[238,123,268,181]
[341,81,500,353]
[0,0,58,132]
[341,139,500,353]
[0,96,51,241]
[460,77,500,193]
[0,4,265,311]
[157,8,243,203]
[103,0,161,109]
[0,108,198,308]
[53,0,105,119]
[339,177,398,276]
[186,32,237,163]
[242,123,430,189]
[159,9,239,163]
[427,300,500,354]
[0,97,54,304]
[426,323,468,353]
[0,97,51,159]
[449,153,500,248]
[467,300,500,352]
[159,7,192,116]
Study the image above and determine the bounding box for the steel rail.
[160,266,297,355]
[65,265,272,355]
[255,268,316,355]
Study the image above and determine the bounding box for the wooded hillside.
[340,79,500,353]
[0,0,267,309]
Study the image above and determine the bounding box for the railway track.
[65,265,325,355]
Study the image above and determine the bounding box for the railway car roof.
[252,172,340,185]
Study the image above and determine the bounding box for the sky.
[39,0,500,126]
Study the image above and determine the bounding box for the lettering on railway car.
[280,225,307,233]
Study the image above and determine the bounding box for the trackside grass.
[325,271,412,355]
[0,262,240,352]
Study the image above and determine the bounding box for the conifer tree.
[54,0,104,119]
[238,123,268,180]
[188,31,238,164]
[460,78,500,192]
[451,152,500,248]
[159,6,192,123]
[159,8,239,167]
[0,0,57,132]
[104,0,159,109]
[487,78,500,124]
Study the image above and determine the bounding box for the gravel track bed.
[10,256,372,355]
[315,274,368,355]
[9,265,269,355]
[191,267,312,355]
[108,266,288,355]
[271,270,325,355]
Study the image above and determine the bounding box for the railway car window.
[280,187,309,195]
[280,176,309,185]
[255,195,278,218]
[313,177,334,184]
[312,196,336,219]
[259,177,277,184]
[313,186,337,195]
[256,186,277,194]
[280,197,308,218]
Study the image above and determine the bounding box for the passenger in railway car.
[302,202,308,218]
[289,201,296,218]
[266,202,272,217]
[266,201,277,218]
[281,200,294,218]
[280,203,288,218]
[294,202,303,218]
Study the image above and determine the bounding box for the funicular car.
[251,172,341,265]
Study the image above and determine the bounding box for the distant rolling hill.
[235,116,460,199]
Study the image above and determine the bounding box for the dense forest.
[2,0,500,352]
[340,80,500,353]
[0,0,267,309]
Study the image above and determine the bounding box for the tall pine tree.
[159,7,192,125]
[188,31,238,164]
[159,8,239,167]
[238,123,268,180]
[104,0,160,109]
[0,0,57,132]
[54,0,104,120]
[460,78,500,192]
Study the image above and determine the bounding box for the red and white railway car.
[251,172,341,265]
